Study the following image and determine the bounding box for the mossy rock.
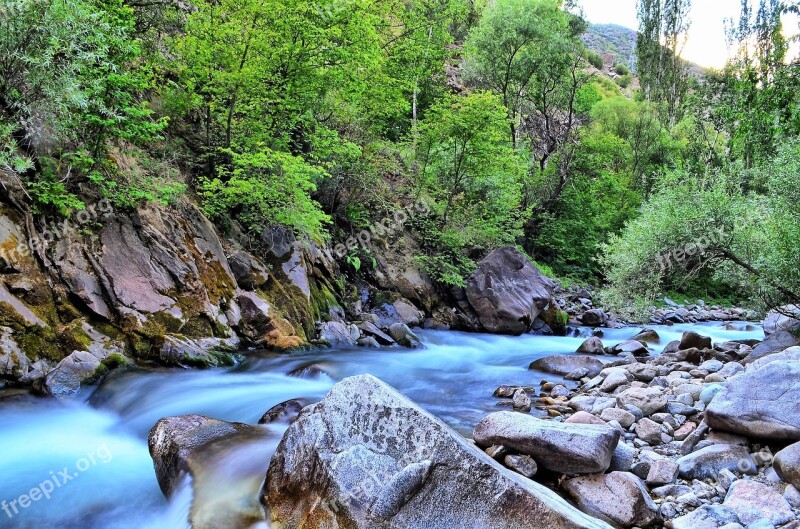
[540,303,569,336]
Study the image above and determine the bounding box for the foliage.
[464,0,583,145]
[614,63,630,76]
[616,74,633,88]
[602,140,800,315]
[415,91,524,284]
[587,50,604,69]
[200,148,330,240]
[0,0,166,213]
[636,0,692,125]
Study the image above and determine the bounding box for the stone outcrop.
[149,414,272,529]
[265,374,613,529]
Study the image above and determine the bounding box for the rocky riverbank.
[482,310,800,529]
[0,190,750,398]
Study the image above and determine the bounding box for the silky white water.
[0,322,762,528]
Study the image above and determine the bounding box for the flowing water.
[0,322,763,528]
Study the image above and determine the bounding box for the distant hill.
[582,23,638,72]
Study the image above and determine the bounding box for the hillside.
[582,23,638,71]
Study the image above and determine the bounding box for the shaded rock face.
[370,232,437,310]
[265,375,613,529]
[473,411,620,475]
[564,472,662,529]
[706,359,800,440]
[149,415,273,529]
[69,203,237,328]
[465,246,556,335]
[0,197,355,386]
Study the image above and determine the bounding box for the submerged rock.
[265,374,613,529]
[149,414,272,529]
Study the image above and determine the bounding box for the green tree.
[464,0,583,147]
[636,0,692,126]
[415,91,524,284]
[0,0,166,212]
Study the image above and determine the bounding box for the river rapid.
[0,322,763,529]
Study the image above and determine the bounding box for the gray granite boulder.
[266,375,613,529]
[465,247,556,335]
[474,411,620,475]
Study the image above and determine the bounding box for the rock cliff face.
[0,198,345,389]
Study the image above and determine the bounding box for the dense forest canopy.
[1,0,799,315]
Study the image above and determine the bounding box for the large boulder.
[465,247,556,335]
[265,375,613,529]
[679,331,712,350]
[473,412,620,475]
[580,309,608,327]
[706,360,800,440]
[149,414,272,529]
[676,444,757,480]
[723,480,794,526]
[747,331,800,364]
[564,472,662,529]
[530,355,606,378]
[762,305,800,336]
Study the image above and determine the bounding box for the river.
[0,321,762,528]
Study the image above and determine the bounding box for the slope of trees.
[1,0,799,313]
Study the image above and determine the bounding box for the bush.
[614,63,630,76]
[587,50,604,69]
[616,73,633,88]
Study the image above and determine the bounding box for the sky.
[576,0,750,68]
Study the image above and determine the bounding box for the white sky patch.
[577,0,798,69]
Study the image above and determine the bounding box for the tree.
[464,0,582,147]
[415,91,525,284]
[707,0,800,169]
[0,0,166,212]
[601,141,800,317]
[636,0,692,126]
